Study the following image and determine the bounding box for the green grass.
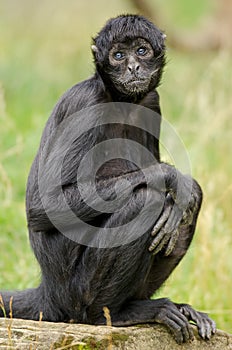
[0,0,231,333]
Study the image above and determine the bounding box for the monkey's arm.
[27,158,196,239]
[27,163,160,231]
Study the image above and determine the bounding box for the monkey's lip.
[124,79,148,88]
[125,79,147,85]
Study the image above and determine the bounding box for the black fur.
[0,15,216,344]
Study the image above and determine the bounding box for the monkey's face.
[107,38,164,96]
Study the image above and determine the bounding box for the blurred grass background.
[0,0,231,332]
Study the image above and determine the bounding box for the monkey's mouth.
[123,79,149,91]
[125,79,147,85]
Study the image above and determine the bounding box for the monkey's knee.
[192,179,203,207]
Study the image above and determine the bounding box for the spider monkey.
[0,15,216,344]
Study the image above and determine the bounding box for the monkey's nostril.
[128,64,140,73]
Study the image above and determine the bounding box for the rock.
[0,317,231,350]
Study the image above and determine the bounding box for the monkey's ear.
[162,33,167,40]
[91,45,99,54]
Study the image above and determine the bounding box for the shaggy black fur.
[0,15,215,344]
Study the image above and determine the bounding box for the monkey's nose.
[128,63,140,73]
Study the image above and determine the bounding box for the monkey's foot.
[176,303,216,340]
[153,299,216,344]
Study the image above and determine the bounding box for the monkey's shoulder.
[50,75,106,125]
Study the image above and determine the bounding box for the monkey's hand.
[148,193,181,256]
[148,165,202,256]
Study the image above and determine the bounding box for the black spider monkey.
[0,15,216,344]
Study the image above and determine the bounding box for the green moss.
[111,332,129,343]
[81,337,109,350]
[52,334,75,349]
[24,334,37,342]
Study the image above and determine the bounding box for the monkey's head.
[92,15,166,99]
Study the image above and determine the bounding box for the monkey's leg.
[82,185,215,344]
[109,221,215,343]
[141,204,216,340]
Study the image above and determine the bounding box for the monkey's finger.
[181,207,195,225]
[149,228,166,251]
[162,204,183,234]
[149,230,171,254]
[178,304,216,339]
[189,310,216,340]
[164,229,179,256]
[154,304,194,344]
[151,204,172,237]
[168,313,194,344]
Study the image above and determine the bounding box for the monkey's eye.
[137,47,147,56]
[113,52,125,60]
